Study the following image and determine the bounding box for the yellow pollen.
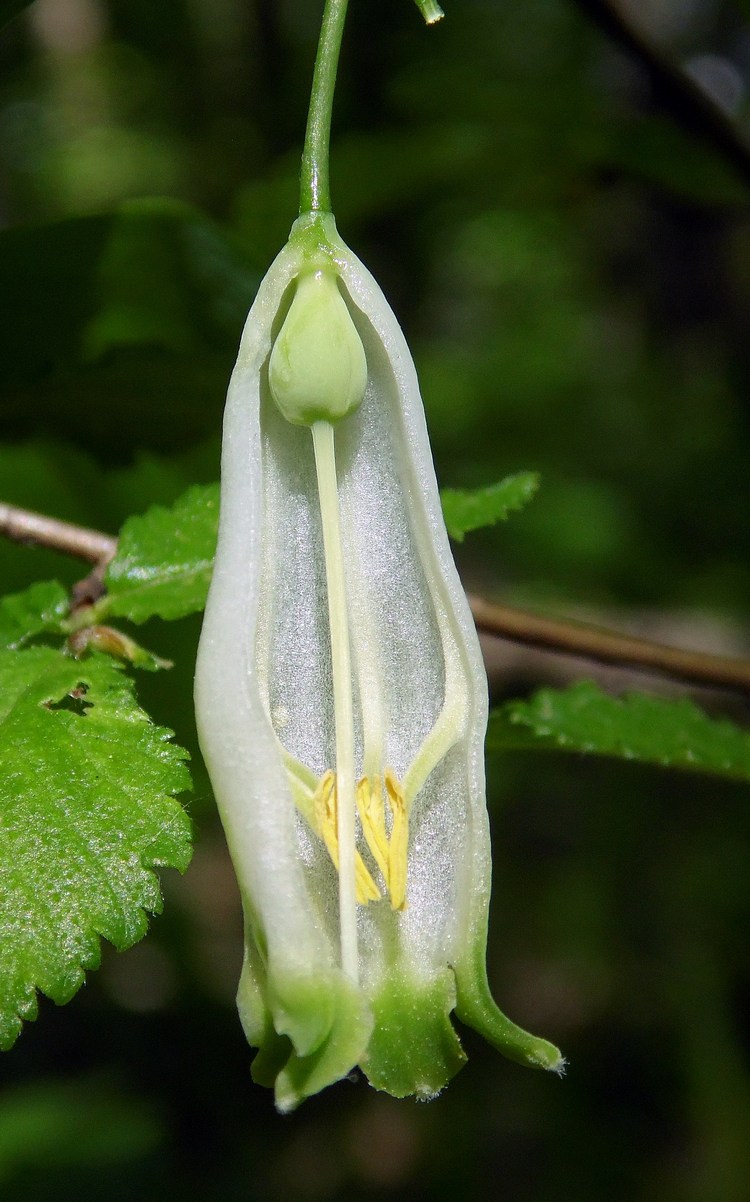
[312,770,380,905]
[356,770,409,911]
[356,775,390,886]
[308,768,409,910]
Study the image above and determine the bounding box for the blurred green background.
[1,0,750,1198]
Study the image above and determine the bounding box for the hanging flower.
[195,211,563,1111]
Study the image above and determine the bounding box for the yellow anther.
[384,769,408,911]
[356,775,390,888]
[305,768,408,909]
[312,770,380,905]
[355,857,381,904]
[355,771,409,911]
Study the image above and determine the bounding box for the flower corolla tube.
[195,212,564,1111]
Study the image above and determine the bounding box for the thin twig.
[0,502,117,565]
[573,0,750,193]
[3,499,750,694]
[470,595,750,695]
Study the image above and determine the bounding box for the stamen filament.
[384,770,408,911]
[311,420,359,982]
[313,772,381,904]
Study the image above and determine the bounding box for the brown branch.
[0,502,117,565]
[470,595,750,695]
[3,499,750,694]
[573,0,750,193]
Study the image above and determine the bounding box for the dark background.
[1,1,750,1198]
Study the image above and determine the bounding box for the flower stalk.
[299,0,350,214]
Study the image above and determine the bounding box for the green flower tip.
[416,0,444,24]
[530,1042,567,1076]
[268,268,367,427]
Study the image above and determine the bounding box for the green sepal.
[361,967,467,1099]
[236,936,289,1087]
[273,985,371,1113]
[454,941,564,1073]
[236,931,373,1113]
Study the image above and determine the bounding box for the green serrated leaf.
[105,483,219,623]
[440,473,540,542]
[488,681,750,782]
[0,646,191,1049]
[0,581,69,650]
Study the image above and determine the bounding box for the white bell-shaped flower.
[195,211,563,1111]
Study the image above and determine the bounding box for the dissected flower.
[195,211,563,1110]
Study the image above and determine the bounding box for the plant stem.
[0,502,116,564]
[299,0,350,214]
[311,420,358,982]
[469,595,750,694]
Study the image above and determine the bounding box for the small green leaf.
[66,624,173,673]
[488,681,750,783]
[105,483,219,623]
[0,646,191,1049]
[441,473,540,542]
[0,581,69,650]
